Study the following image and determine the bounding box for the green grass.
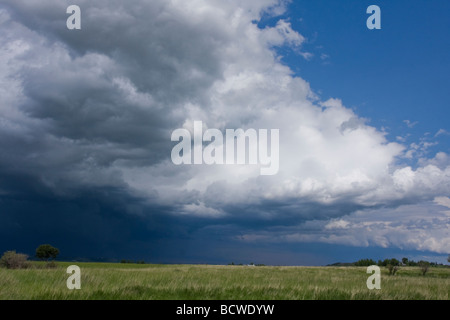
[0,263,448,300]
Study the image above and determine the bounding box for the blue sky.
[0,0,449,265]
[268,0,450,161]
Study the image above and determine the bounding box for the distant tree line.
[228,262,266,266]
[350,257,449,276]
[353,257,446,268]
[120,259,146,264]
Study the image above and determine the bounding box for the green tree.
[36,244,59,262]
[389,258,400,266]
[408,259,418,266]
[379,259,391,267]
[402,257,408,265]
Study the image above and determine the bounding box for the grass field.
[0,262,448,300]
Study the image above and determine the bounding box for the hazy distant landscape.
[1,262,448,300]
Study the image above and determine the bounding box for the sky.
[0,0,449,265]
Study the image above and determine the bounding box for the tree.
[407,259,418,266]
[0,251,29,269]
[387,259,400,275]
[389,258,400,266]
[378,258,400,275]
[387,264,399,275]
[447,255,450,264]
[36,244,59,262]
[402,257,408,265]
[378,258,391,267]
[355,259,377,266]
[418,261,430,276]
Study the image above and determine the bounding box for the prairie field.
[0,262,448,300]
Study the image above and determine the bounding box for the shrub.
[46,261,58,268]
[0,250,30,269]
[120,259,134,263]
[387,264,399,275]
[418,261,430,276]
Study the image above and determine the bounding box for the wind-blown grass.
[0,263,448,300]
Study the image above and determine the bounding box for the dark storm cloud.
[3,0,227,105]
[0,0,210,196]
